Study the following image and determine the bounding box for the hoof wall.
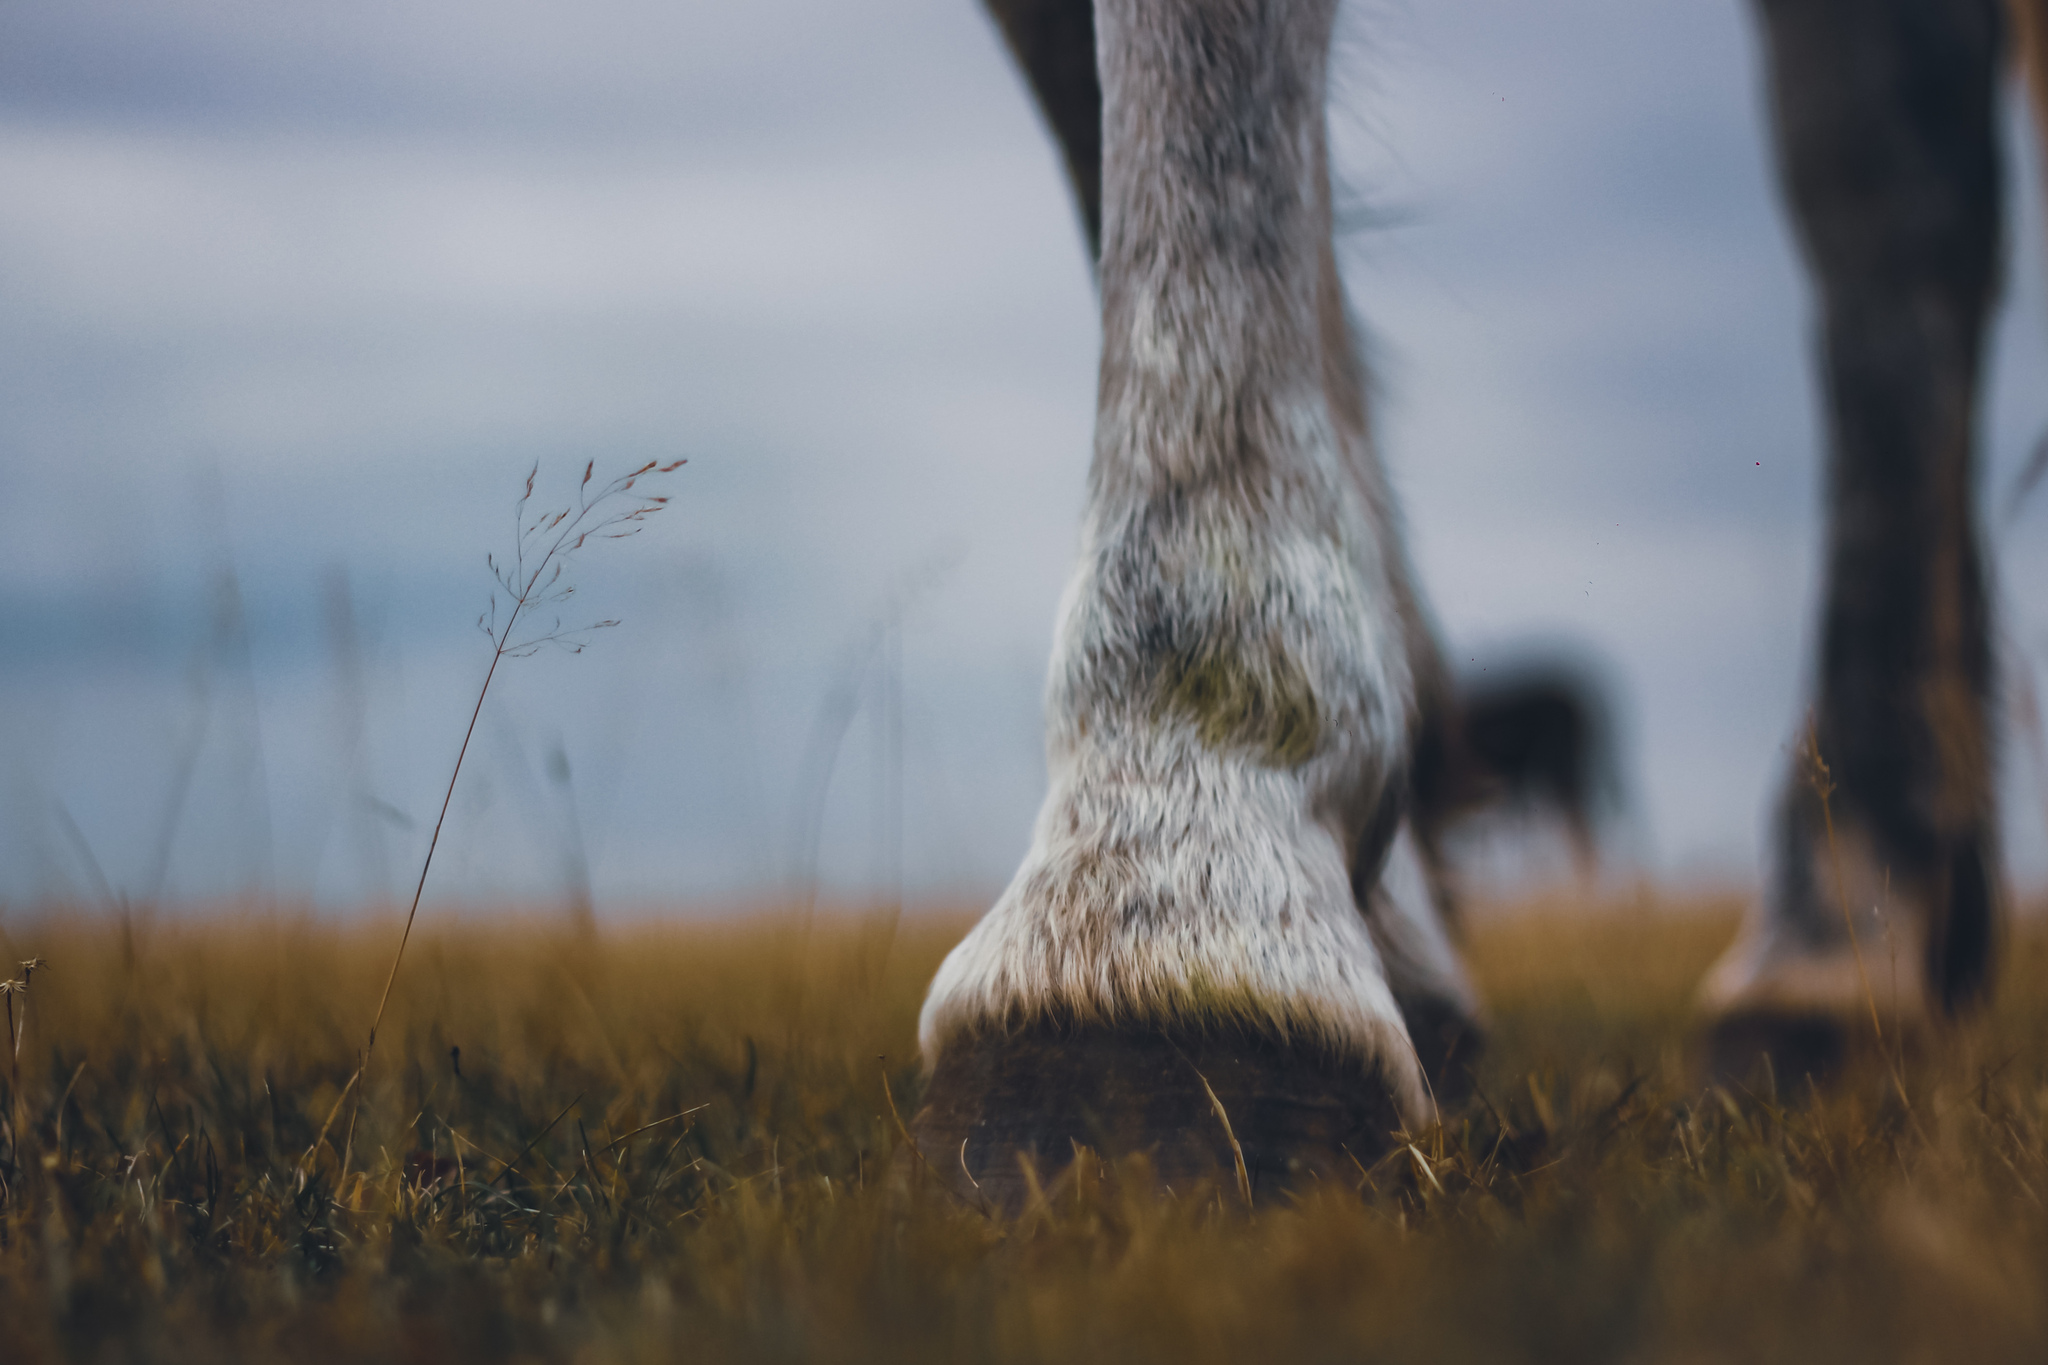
[910,1021,1408,1213]
[1698,1009,1849,1091]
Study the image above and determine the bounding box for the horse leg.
[1703,0,2007,1081]
[915,0,1446,1210]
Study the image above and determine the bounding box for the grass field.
[2,892,2047,1363]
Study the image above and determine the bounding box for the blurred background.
[3,0,2046,917]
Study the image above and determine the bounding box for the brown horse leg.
[1703,0,2006,1082]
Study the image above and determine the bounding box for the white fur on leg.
[919,482,1432,1128]
[918,733,1430,1127]
[917,0,1433,1132]
[1701,823,1931,1023]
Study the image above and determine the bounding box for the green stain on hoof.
[1155,640,1321,768]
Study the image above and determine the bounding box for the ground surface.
[1,892,2046,1362]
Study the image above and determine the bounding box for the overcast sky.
[3,0,2046,916]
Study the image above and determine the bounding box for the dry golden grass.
[2,892,2047,1363]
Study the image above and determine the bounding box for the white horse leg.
[914,0,1437,1206]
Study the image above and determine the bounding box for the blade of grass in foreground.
[336,458,685,1189]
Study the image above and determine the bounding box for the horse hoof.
[1696,1009,1849,1091]
[909,1020,1409,1213]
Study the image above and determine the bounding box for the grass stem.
[336,460,683,1191]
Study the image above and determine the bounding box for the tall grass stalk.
[338,458,684,1186]
[1,959,44,1166]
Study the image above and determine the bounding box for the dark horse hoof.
[1697,1009,1850,1092]
[909,1020,1410,1213]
